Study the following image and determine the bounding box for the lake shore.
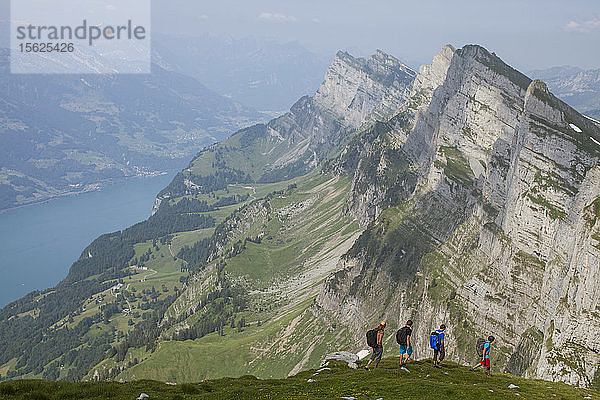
[0,171,174,214]
[0,172,177,307]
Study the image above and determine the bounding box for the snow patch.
[583,114,600,126]
[590,136,600,146]
[569,123,582,133]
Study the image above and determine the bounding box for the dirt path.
[169,242,188,267]
[141,268,157,283]
[228,184,257,201]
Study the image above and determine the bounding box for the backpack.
[429,331,440,350]
[476,338,486,357]
[396,326,409,345]
[366,329,378,348]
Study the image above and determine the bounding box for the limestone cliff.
[317,44,600,387]
[314,49,416,127]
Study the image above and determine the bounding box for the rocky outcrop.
[337,45,456,225]
[314,50,416,127]
[530,66,600,118]
[255,49,416,172]
[319,351,360,369]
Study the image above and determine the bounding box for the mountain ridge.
[1,44,599,390]
[155,50,416,204]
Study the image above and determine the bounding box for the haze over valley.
[0,2,599,397]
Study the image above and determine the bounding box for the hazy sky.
[1,0,598,70]
[152,0,600,71]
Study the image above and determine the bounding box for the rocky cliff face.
[314,50,416,127]
[331,45,456,226]
[316,45,600,387]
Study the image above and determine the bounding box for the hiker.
[471,335,495,376]
[396,320,413,365]
[430,324,446,368]
[365,321,386,370]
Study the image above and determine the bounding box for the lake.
[0,173,176,307]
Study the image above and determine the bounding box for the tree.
[237,317,246,332]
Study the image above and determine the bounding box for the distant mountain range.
[0,35,332,211]
[152,34,329,112]
[530,66,600,120]
[0,48,266,211]
[5,33,595,214]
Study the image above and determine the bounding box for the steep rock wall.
[316,45,600,387]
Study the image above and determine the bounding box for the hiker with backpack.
[396,320,413,366]
[365,322,386,370]
[429,324,446,368]
[471,336,495,376]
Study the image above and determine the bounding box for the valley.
[1,43,599,391]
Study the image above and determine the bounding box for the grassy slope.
[116,301,310,383]
[13,239,188,381]
[87,173,362,382]
[2,359,598,400]
[0,172,304,381]
[71,179,300,381]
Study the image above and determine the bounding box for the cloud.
[564,17,600,33]
[105,4,116,11]
[258,12,297,23]
[311,18,320,23]
[199,15,208,20]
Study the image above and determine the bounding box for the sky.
[1,0,598,71]
[151,0,600,71]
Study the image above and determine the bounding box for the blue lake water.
[0,173,176,307]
